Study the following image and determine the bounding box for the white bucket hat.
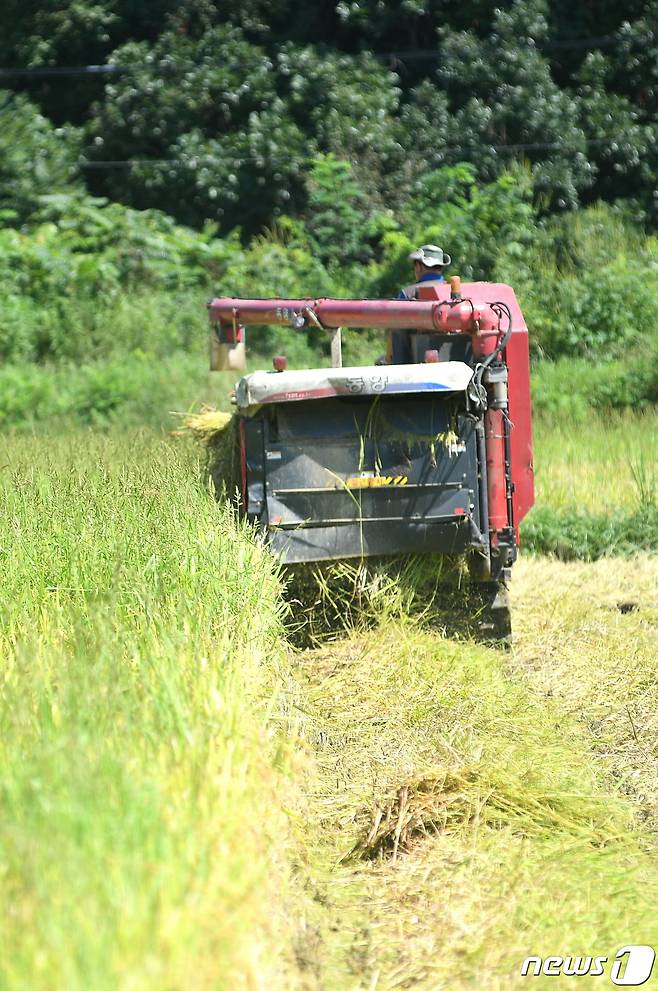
[408,244,451,267]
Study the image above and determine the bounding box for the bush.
[305,154,377,269]
[532,345,658,418]
[0,364,59,425]
[0,195,340,365]
[504,204,658,360]
[0,352,218,430]
[372,164,537,296]
[522,504,658,560]
[0,173,657,428]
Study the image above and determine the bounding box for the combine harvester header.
[208,278,534,643]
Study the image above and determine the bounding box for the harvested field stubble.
[513,554,658,827]
[286,555,658,988]
[283,554,483,646]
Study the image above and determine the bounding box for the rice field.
[0,411,656,989]
[533,409,658,512]
[0,433,296,990]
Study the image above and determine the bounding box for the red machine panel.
[453,282,534,530]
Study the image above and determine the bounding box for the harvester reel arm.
[208,296,500,337]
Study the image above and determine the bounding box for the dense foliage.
[0,169,656,428]
[2,0,658,232]
[1,1,657,426]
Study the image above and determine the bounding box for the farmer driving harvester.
[400,243,451,299]
[386,243,452,364]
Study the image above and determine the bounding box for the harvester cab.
[208,279,534,643]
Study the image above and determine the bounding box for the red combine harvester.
[208,277,534,642]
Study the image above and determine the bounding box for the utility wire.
[0,64,123,78]
[386,33,654,55]
[77,136,638,171]
[0,31,655,79]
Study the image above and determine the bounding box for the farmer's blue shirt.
[397,271,445,300]
[392,272,445,361]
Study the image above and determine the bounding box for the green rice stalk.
[175,407,241,502]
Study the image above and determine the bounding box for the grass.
[284,554,658,988]
[522,408,657,559]
[532,408,658,513]
[0,409,656,988]
[0,352,237,431]
[521,504,658,560]
[0,431,301,990]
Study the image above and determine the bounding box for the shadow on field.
[281,556,509,650]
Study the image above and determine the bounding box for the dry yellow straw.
[172,406,233,438]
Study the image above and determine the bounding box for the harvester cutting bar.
[208,296,501,335]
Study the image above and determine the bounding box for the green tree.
[595,5,658,222]
[87,26,306,231]
[3,0,658,235]
[435,0,592,209]
[0,0,179,123]
[576,52,651,207]
[393,82,452,191]
[305,154,373,268]
[0,92,80,224]
[278,45,404,210]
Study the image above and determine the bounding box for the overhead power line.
[77,135,636,172]
[0,64,123,78]
[0,31,655,80]
[387,33,654,55]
